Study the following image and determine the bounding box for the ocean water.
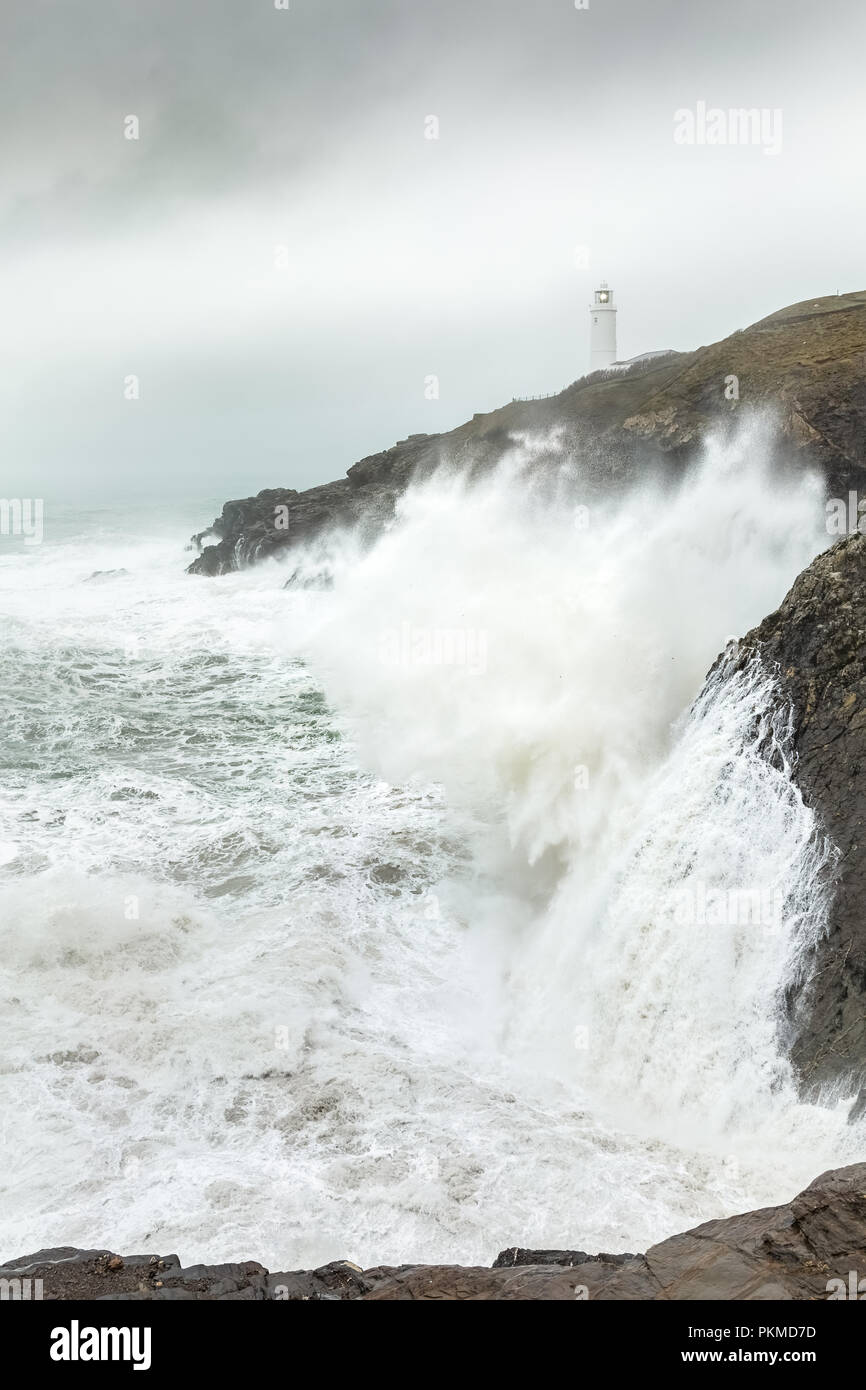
[1,430,863,1269]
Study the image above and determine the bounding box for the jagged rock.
[283,567,333,591]
[362,1165,866,1300]
[493,1246,636,1267]
[187,437,436,576]
[188,291,866,576]
[724,532,866,1096]
[266,1259,382,1300]
[4,1164,866,1300]
[366,1260,659,1300]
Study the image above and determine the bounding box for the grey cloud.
[2,0,865,497]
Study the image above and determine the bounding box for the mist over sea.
[1,435,863,1268]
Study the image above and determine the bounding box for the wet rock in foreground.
[4,1163,865,1301]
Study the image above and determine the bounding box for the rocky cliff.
[188,290,866,575]
[5,1164,865,1299]
[725,533,866,1101]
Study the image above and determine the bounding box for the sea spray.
[302,418,828,877]
[301,416,862,1180]
[508,657,841,1154]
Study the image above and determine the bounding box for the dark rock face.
[727,533,866,1097]
[188,292,866,575]
[187,435,444,575]
[5,1165,865,1300]
[492,1246,638,1267]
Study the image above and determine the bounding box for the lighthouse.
[589,281,617,371]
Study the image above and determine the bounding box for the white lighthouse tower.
[589,281,617,371]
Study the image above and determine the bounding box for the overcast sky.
[2,0,865,499]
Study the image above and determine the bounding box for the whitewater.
[1,425,863,1269]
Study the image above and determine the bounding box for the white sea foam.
[0,428,862,1269]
